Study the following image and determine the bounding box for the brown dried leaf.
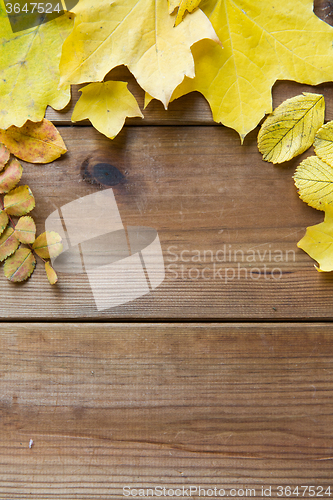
[0,143,10,172]
[45,261,58,285]
[0,158,23,194]
[32,231,63,259]
[4,247,36,282]
[0,210,8,236]
[14,216,36,244]
[4,185,35,216]
[0,119,67,164]
[0,227,20,262]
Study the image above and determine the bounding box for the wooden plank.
[3,125,333,320]
[45,74,333,128]
[45,0,333,127]
[1,322,333,499]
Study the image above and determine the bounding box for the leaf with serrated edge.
[4,248,36,282]
[45,261,58,285]
[72,82,143,139]
[0,120,67,164]
[298,204,333,272]
[258,93,325,164]
[32,231,63,259]
[293,156,333,211]
[0,143,10,172]
[4,186,35,216]
[0,158,23,194]
[314,121,333,166]
[0,210,8,236]
[14,216,36,244]
[0,227,19,262]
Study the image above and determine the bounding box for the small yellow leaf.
[45,261,58,285]
[258,93,325,164]
[0,119,67,164]
[0,143,10,172]
[174,0,202,26]
[0,227,19,262]
[72,81,143,139]
[298,204,333,272]
[293,156,333,211]
[4,247,36,282]
[4,186,35,216]
[314,121,333,166]
[32,231,63,260]
[0,158,23,194]
[0,210,8,236]
[14,216,36,245]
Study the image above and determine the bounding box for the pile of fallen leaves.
[258,92,333,272]
[0,119,66,284]
[2,0,333,141]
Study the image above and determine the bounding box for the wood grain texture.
[1,322,333,499]
[2,125,333,320]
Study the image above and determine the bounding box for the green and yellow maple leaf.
[60,0,220,108]
[0,3,74,129]
[171,0,333,141]
[72,81,143,139]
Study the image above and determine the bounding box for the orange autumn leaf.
[0,143,10,172]
[0,158,23,194]
[0,227,19,262]
[0,119,67,164]
[4,185,35,216]
[4,247,36,282]
[14,216,36,244]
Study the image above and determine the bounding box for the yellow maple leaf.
[258,93,325,164]
[0,5,74,130]
[293,156,333,211]
[298,204,333,272]
[72,81,143,139]
[59,0,220,108]
[171,0,333,141]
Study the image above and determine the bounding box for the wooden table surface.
[2,1,333,498]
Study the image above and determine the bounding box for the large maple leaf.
[0,4,74,129]
[59,0,220,108]
[172,0,333,140]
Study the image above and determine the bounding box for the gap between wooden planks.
[1,322,333,499]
